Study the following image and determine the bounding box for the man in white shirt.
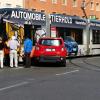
[8,36,19,68]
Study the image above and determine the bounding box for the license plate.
[46,49,55,51]
[46,49,51,51]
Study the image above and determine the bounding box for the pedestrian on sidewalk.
[8,36,19,68]
[24,37,32,68]
[0,37,4,68]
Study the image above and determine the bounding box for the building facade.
[0,0,100,56]
[24,0,100,20]
[0,0,23,8]
[23,0,100,55]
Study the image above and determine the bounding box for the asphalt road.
[0,57,100,100]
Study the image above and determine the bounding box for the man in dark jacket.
[24,37,33,68]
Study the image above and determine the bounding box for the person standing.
[0,37,4,68]
[24,37,32,68]
[8,36,19,68]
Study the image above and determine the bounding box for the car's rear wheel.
[31,57,39,66]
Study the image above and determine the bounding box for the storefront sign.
[90,20,100,30]
[0,8,46,25]
[90,21,100,27]
[50,14,72,24]
[11,10,46,21]
[50,14,86,28]
[75,20,86,25]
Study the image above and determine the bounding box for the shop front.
[50,14,86,55]
[0,8,46,62]
[49,14,100,55]
[0,8,46,44]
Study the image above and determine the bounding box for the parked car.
[31,37,67,66]
[64,36,78,56]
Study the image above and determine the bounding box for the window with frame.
[96,2,100,11]
[16,5,21,8]
[62,0,67,5]
[6,3,11,7]
[90,1,94,10]
[6,3,11,8]
[52,0,57,4]
[82,0,86,9]
[72,0,77,7]
[93,30,100,44]
[40,0,46,2]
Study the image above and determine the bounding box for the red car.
[31,37,67,66]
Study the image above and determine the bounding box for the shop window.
[71,29,83,44]
[57,27,83,45]
[93,30,100,44]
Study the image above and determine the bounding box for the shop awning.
[50,14,100,30]
[3,19,24,28]
[50,14,86,29]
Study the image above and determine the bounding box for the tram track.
[69,57,100,71]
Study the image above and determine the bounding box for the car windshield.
[40,39,62,46]
[64,36,75,42]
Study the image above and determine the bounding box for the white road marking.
[27,78,35,81]
[56,70,79,76]
[0,82,29,92]
[14,67,23,69]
